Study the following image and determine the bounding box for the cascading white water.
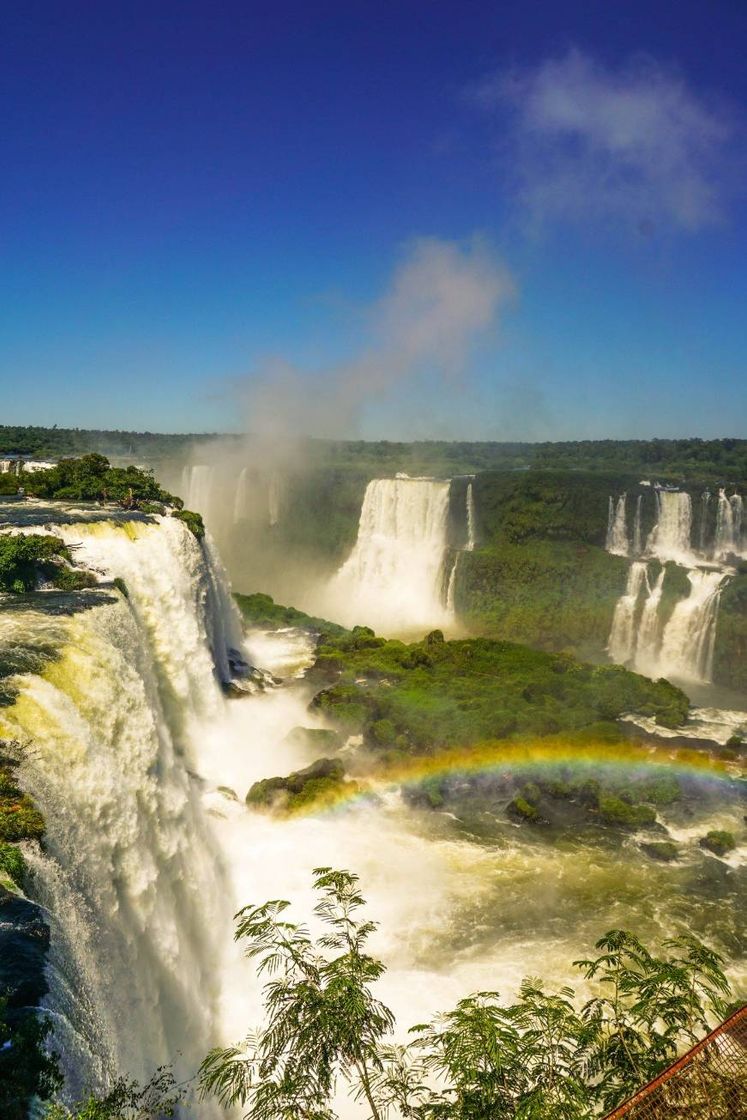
[465,481,477,552]
[607,562,646,664]
[646,491,693,562]
[181,464,215,518]
[632,494,643,556]
[445,554,459,614]
[268,472,281,527]
[444,482,477,615]
[699,492,711,554]
[325,477,453,634]
[657,569,726,683]
[233,467,249,524]
[605,494,628,556]
[606,485,735,684]
[0,516,244,1107]
[714,489,745,559]
[633,566,667,674]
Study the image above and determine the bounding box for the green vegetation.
[456,540,628,657]
[246,757,352,814]
[200,866,738,1120]
[699,830,737,857]
[641,840,680,862]
[0,753,44,844]
[40,1071,182,1119]
[1,1002,61,1120]
[597,794,657,828]
[311,629,690,752]
[3,427,746,479]
[0,842,26,888]
[0,533,95,594]
[18,454,181,508]
[234,591,348,638]
[171,508,205,539]
[713,572,747,692]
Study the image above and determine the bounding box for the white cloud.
[479,48,733,233]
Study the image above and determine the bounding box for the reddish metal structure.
[603,1005,747,1119]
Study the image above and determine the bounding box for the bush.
[171,508,205,539]
[0,842,25,887]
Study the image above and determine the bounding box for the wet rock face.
[0,886,49,1012]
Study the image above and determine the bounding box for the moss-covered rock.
[641,840,680,862]
[699,830,737,857]
[283,727,343,753]
[507,795,540,822]
[597,795,657,829]
[246,757,350,815]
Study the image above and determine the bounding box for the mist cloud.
[478,48,733,233]
[240,237,515,445]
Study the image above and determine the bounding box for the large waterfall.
[605,494,628,556]
[606,487,736,683]
[0,515,243,1106]
[325,477,454,634]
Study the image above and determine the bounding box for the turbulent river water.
[1,498,746,1117]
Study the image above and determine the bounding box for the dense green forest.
[3,425,747,480]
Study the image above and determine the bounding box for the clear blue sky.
[1,0,745,438]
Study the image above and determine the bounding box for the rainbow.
[287,735,746,817]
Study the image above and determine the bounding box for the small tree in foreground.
[41,1070,183,1119]
[200,867,736,1120]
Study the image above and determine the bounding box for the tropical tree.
[200,868,737,1120]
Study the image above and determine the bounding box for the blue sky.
[1,0,745,438]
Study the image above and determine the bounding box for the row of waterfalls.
[606,487,745,563]
[606,488,741,683]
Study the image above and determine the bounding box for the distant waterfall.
[0,516,240,1107]
[714,489,744,559]
[646,491,693,562]
[181,464,214,517]
[268,473,281,527]
[632,495,643,556]
[326,477,453,633]
[605,495,628,556]
[465,481,477,551]
[699,492,711,554]
[607,562,647,664]
[657,570,726,683]
[634,566,667,673]
[233,467,249,523]
[445,553,459,613]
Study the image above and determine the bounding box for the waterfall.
[657,570,726,683]
[465,481,477,551]
[633,566,667,674]
[605,494,628,556]
[268,473,281,527]
[181,464,214,517]
[445,554,459,613]
[326,477,453,633]
[699,491,711,554]
[714,489,744,559]
[233,467,249,524]
[632,494,643,556]
[607,562,646,664]
[733,493,744,554]
[646,491,693,562]
[0,516,243,1106]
